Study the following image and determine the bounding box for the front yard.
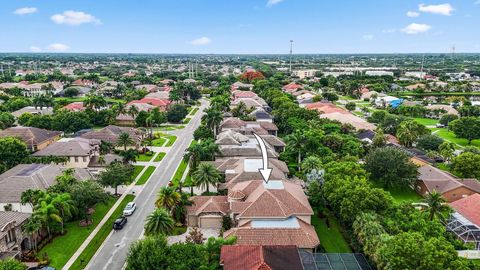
[37,197,117,269]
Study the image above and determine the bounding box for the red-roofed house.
[233,90,258,100]
[72,79,97,88]
[127,98,171,111]
[282,82,303,93]
[447,194,480,249]
[220,245,303,270]
[63,102,85,112]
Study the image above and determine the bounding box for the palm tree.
[192,163,221,193]
[127,105,139,119]
[285,130,306,170]
[202,108,223,137]
[301,156,322,173]
[51,193,77,234]
[155,187,181,212]
[117,132,134,151]
[144,208,174,236]
[439,141,456,163]
[34,200,62,237]
[396,120,427,148]
[84,95,107,111]
[184,144,203,175]
[21,189,43,210]
[120,149,139,164]
[424,191,448,221]
[201,139,220,161]
[23,215,43,252]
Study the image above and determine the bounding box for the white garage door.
[199,215,222,228]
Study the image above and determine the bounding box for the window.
[83,156,87,162]
[6,229,16,244]
[75,157,79,162]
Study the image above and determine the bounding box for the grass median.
[69,194,136,270]
[136,166,156,185]
[154,152,166,162]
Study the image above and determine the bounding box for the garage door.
[199,215,222,228]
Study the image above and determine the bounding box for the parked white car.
[123,202,136,216]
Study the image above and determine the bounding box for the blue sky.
[1,0,479,54]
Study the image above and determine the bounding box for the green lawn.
[137,152,154,162]
[183,117,191,124]
[69,195,135,270]
[311,211,352,253]
[152,137,167,147]
[371,182,421,203]
[189,107,199,116]
[132,165,144,180]
[165,135,177,147]
[38,197,117,269]
[154,152,166,162]
[136,166,156,185]
[430,128,480,148]
[414,118,439,126]
[171,159,188,186]
[170,226,187,236]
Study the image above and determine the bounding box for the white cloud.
[419,3,454,16]
[407,11,420,17]
[401,23,431,34]
[13,7,38,15]
[47,43,70,52]
[190,37,212,46]
[362,34,374,40]
[29,46,42,53]
[382,29,396,33]
[266,0,283,7]
[51,11,101,26]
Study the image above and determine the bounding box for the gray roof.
[0,126,62,146]
[32,137,100,157]
[0,211,31,239]
[80,125,144,145]
[11,106,54,118]
[0,164,93,203]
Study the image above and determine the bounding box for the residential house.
[11,106,54,118]
[306,102,376,131]
[447,194,480,250]
[63,101,86,112]
[135,84,159,93]
[220,245,303,270]
[231,82,254,91]
[97,81,124,97]
[0,164,93,212]
[248,108,273,123]
[80,125,144,149]
[187,180,319,249]
[116,103,156,126]
[282,82,303,93]
[127,97,171,112]
[0,211,31,260]
[213,156,289,189]
[72,79,98,89]
[32,137,101,168]
[219,118,278,136]
[415,159,480,202]
[232,90,257,100]
[231,97,270,112]
[215,130,284,158]
[0,127,62,151]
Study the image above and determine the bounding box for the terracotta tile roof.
[450,194,480,226]
[223,219,320,249]
[230,180,313,218]
[186,196,229,215]
[220,245,303,270]
[128,97,171,108]
[305,102,349,114]
[282,83,303,92]
[233,90,258,99]
[0,126,62,146]
[63,102,85,111]
[80,125,143,145]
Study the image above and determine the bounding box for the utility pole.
[289,40,293,74]
[451,45,455,59]
[420,54,425,79]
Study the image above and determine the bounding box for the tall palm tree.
[201,139,220,161]
[21,189,43,210]
[424,191,448,221]
[155,187,181,212]
[144,208,174,236]
[202,108,223,137]
[184,144,204,175]
[192,163,221,193]
[301,156,322,173]
[117,132,134,151]
[51,193,77,234]
[127,105,139,119]
[285,130,306,170]
[396,120,427,148]
[23,215,43,252]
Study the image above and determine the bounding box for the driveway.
[167,227,221,245]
